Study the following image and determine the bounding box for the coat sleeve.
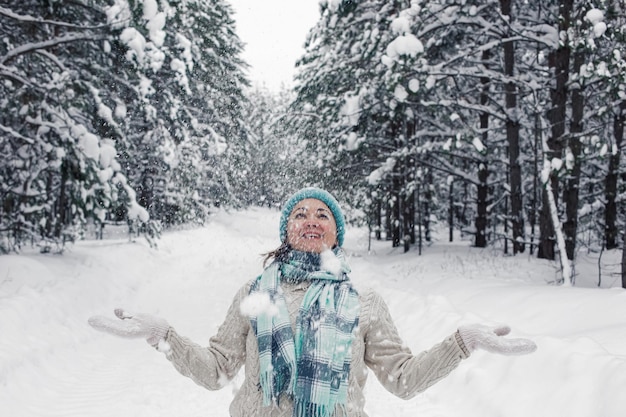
[362,290,468,399]
[163,282,251,391]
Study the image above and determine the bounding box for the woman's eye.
[294,213,306,219]
[318,213,329,219]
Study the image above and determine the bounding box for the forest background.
[1,0,626,287]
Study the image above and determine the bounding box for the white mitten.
[457,324,537,356]
[88,308,170,347]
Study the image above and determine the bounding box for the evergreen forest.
[1,0,625,287]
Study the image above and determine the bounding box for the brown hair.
[262,241,291,267]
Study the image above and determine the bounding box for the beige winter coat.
[164,279,469,417]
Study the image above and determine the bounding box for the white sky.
[228,0,321,91]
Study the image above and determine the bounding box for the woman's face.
[286,198,338,253]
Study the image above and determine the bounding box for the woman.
[89,187,536,417]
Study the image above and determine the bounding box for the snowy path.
[2,208,626,417]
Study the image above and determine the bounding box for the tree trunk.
[403,186,412,253]
[423,168,432,242]
[392,178,401,247]
[385,198,392,241]
[54,161,70,239]
[539,0,572,260]
[501,0,524,254]
[408,187,416,244]
[375,194,382,240]
[606,100,625,249]
[563,50,584,260]
[449,180,454,242]
[622,228,626,288]
[475,49,490,248]
[530,110,540,255]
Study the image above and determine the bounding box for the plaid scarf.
[249,249,360,417]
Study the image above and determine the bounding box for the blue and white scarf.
[249,249,360,417]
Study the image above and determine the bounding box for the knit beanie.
[279,187,346,247]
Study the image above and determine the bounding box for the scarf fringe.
[260,370,273,406]
[294,399,345,417]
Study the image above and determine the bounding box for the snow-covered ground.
[1,207,625,417]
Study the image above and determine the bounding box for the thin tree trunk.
[383,184,391,241]
[54,161,70,239]
[622,230,626,288]
[408,187,416,245]
[539,0,572,260]
[375,194,382,240]
[403,186,411,253]
[563,50,584,260]
[530,108,540,255]
[392,179,401,247]
[475,50,490,248]
[449,180,454,242]
[501,0,524,254]
[606,100,625,249]
[423,168,432,242]
[542,132,573,285]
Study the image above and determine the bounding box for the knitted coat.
[164,280,468,417]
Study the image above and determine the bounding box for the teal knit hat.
[279,187,346,247]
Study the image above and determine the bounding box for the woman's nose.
[304,218,319,227]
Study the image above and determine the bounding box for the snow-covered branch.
[1,32,107,65]
[0,6,109,30]
[0,124,34,145]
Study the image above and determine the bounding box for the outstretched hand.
[88,308,170,346]
[458,324,537,356]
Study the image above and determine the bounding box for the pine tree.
[0,0,147,252]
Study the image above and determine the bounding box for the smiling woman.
[89,187,537,417]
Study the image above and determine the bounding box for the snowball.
[157,339,171,354]
[321,249,342,277]
[240,293,279,317]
